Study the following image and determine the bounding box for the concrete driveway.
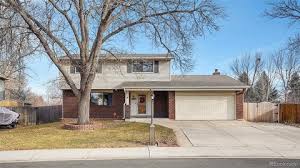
[179,121,300,148]
[128,118,300,151]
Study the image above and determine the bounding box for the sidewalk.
[1,146,300,163]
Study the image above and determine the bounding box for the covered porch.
[124,89,172,119]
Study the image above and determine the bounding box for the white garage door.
[175,92,235,120]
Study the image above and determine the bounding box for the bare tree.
[264,54,277,102]
[272,49,299,102]
[46,78,62,105]
[230,53,252,85]
[0,0,225,124]
[230,52,263,102]
[265,0,300,51]
[231,53,263,84]
[0,4,38,102]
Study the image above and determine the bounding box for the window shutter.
[96,63,102,73]
[70,65,75,74]
[127,60,132,73]
[154,61,159,73]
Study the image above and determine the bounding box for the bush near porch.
[0,120,177,150]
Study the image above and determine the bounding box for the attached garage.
[121,73,248,120]
[175,92,236,120]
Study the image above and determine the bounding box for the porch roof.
[120,75,249,91]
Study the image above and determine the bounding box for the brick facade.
[63,89,244,120]
[63,90,125,119]
[236,90,244,120]
[168,91,175,119]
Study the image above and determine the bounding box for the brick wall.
[63,90,125,119]
[168,91,175,119]
[63,90,78,118]
[236,90,244,120]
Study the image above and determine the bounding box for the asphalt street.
[1,158,300,168]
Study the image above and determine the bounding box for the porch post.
[125,90,130,105]
[124,90,130,119]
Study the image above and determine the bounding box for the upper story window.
[128,60,159,73]
[133,60,153,72]
[70,63,102,74]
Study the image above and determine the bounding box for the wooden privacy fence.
[10,106,37,126]
[5,105,62,125]
[243,102,278,122]
[36,105,62,124]
[279,104,300,123]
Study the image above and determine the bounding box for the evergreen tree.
[253,71,279,102]
[237,72,254,102]
[238,72,250,85]
[288,72,300,103]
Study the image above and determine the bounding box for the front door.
[138,95,146,114]
[154,91,168,118]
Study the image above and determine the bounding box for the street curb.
[0,147,300,163]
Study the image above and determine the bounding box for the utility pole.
[149,91,156,146]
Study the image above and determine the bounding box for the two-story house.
[60,54,248,120]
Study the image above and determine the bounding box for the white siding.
[60,60,171,89]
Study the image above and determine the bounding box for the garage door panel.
[175,93,235,120]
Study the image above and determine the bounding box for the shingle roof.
[120,75,248,90]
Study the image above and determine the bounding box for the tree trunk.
[77,89,91,125]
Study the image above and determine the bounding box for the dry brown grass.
[0,121,177,151]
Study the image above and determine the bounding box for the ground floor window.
[91,92,112,106]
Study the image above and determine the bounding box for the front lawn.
[0,121,177,150]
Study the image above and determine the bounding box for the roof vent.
[213,69,220,75]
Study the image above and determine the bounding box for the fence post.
[278,104,280,123]
[33,107,37,125]
[24,107,28,126]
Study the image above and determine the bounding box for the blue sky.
[26,0,297,96]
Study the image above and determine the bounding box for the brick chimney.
[213,69,220,75]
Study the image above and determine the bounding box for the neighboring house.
[59,54,248,120]
[0,75,8,101]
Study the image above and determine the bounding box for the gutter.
[123,88,247,91]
